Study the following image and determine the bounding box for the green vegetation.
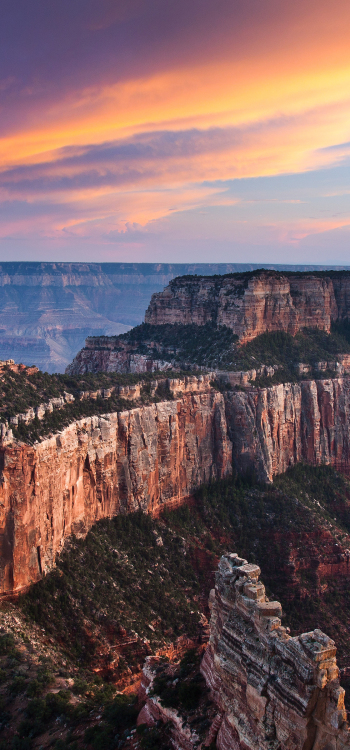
[119,321,350,377]
[0,462,347,743]
[121,321,238,368]
[21,511,200,668]
[169,269,350,283]
[0,367,182,421]
[167,464,350,666]
[0,669,137,750]
[83,694,138,750]
[12,394,132,443]
[235,326,350,372]
[333,317,350,345]
[20,463,350,670]
[0,604,140,750]
[152,650,204,711]
[0,367,185,444]
[3,312,350,444]
[190,464,350,664]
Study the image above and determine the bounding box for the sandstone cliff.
[0,261,236,372]
[0,382,231,594]
[2,375,350,595]
[145,271,350,342]
[201,553,350,750]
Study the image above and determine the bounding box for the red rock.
[1,375,350,593]
[0,383,232,594]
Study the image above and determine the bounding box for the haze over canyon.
[0,262,349,373]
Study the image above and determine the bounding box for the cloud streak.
[1,0,350,261]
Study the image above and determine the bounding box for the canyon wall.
[145,272,350,342]
[0,385,231,594]
[0,265,348,371]
[1,375,350,594]
[225,377,350,481]
[0,261,238,372]
[201,553,350,750]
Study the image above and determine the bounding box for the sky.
[1,0,350,264]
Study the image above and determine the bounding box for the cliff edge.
[145,271,350,343]
[1,375,350,594]
[0,378,231,594]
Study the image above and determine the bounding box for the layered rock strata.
[7,391,74,428]
[201,553,350,750]
[1,375,350,593]
[0,383,231,593]
[145,272,350,342]
[295,355,350,378]
[2,374,214,437]
[67,338,284,379]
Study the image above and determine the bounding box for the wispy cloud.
[1,0,350,261]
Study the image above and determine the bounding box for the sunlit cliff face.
[1,0,350,262]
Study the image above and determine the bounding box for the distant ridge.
[0,261,349,274]
[0,262,349,372]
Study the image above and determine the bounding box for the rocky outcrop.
[145,271,350,342]
[1,373,215,437]
[7,391,74,428]
[201,553,350,750]
[1,265,349,372]
[216,365,280,388]
[67,337,285,379]
[66,337,173,375]
[0,383,232,594]
[137,647,209,750]
[295,355,350,378]
[0,261,231,373]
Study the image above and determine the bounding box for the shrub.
[9,676,27,695]
[0,633,16,655]
[178,679,203,710]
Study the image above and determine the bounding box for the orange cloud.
[1,0,350,257]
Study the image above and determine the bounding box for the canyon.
[0,377,232,594]
[1,264,347,372]
[145,271,350,342]
[0,261,224,373]
[67,270,350,376]
[2,265,350,750]
[2,374,350,595]
[0,262,296,373]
